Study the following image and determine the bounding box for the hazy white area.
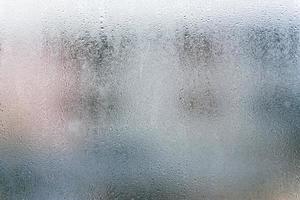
[0,0,300,199]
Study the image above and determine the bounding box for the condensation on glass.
[0,0,300,199]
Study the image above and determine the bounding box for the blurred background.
[0,0,300,199]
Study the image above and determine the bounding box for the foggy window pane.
[0,0,300,199]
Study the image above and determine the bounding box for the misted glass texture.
[0,0,300,199]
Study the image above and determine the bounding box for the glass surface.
[0,0,300,199]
